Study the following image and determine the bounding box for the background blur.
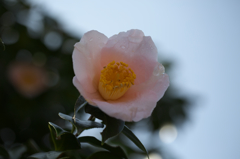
[0,0,240,159]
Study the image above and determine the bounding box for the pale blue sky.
[28,0,240,158]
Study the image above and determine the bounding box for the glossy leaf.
[75,117,104,129]
[58,112,73,121]
[74,95,87,117]
[28,151,63,159]
[58,112,78,134]
[8,144,27,159]
[85,104,125,143]
[59,112,104,130]
[48,122,81,151]
[78,136,128,159]
[72,96,88,135]
[101,115,124,144]
[85,104,105,120]
[122,126,149,159]
[0,145,9,158]
[87,151,123,159]
[48,122,67,137]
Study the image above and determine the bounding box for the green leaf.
[49,122,68,137]
[87,151,123,159]
[58,113,73,121]
[75,117,104,130]
[85,104,125,143]
[74,95,88,118]
[28,151,63,159]
[85,104,105,120]
[8,144,27,159]
[72,96,88,134]
[0,145,9,158]
[48,122,81,151]
[58,113,78,134]
[78,136,128,159]
[59,113,104,131]
[101,115,124,144]
[122,126,149,159]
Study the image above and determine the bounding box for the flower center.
[98,61,136,100]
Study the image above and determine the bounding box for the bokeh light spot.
[144,153,162,159]
[46,71,59,87]
[16,9,29,26]
[159,123,178,144]
[2,28,19,44]
[0,11,15,26]
[44,31,62,50]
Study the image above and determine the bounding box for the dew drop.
[89,38,93,41]
[128,30,144,43]
[153,63,165,76]
[149,44,154,50]
[121,45,126,49]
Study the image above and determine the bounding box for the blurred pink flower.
[8,62,48,98]
[73,29,169,122]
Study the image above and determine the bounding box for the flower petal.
[73,30,108,93]
[73,62,169,122]
[72,30,170,122]
[92,71,169,122]
[73,76,103,106]
[100,29,158,85]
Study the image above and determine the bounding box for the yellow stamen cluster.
[98,61,136,100]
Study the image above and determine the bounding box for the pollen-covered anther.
[98,60,136,100]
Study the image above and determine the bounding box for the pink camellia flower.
[8,62,48,98]
[72,29,169,122]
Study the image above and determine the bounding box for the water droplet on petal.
[128,30,144,43]
[153,63,165,76]
[121,45,126,49]
[89,38,93,41]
